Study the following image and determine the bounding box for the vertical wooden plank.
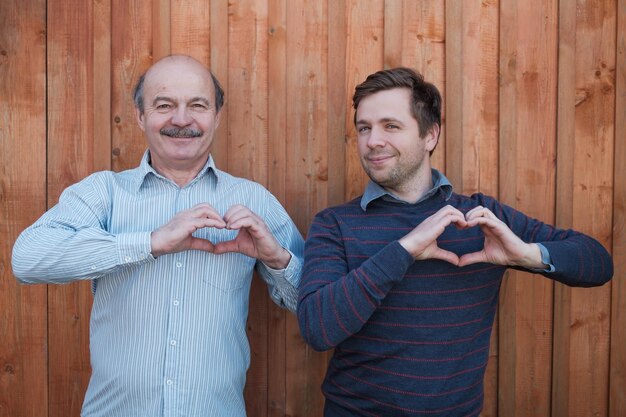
[445,1,500,416]
[395,0,446,171]
[498,1,558,417]
[225,2,270,416]
[0,1,48,416]
[171,0,211,62]
[152,0,171,60]
[554,1,615,417]
[111,0,153,173]
[93,0,112,173]
[47,0,97,415]
[327,0,347,208]
[210,1,229,168]
[267,1,288,416]
[444,0,463,187]
[284,1,331,415]
[383,0,403,69]
[344,0,384,201]
[610,2,626,415]
[552,1,576,414]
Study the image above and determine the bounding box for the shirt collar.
[132,150,218,192]
[360,168,453,211]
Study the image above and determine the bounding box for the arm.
[458,196,613,287]
[297,209,415,351]
[11,175,153,284]
[212,192,304,312]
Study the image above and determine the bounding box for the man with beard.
[297,67,613,416]
[12,55,304,417]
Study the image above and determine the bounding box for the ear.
[216,108,223,128]
[135,108,146,132]
[425,123,440,152]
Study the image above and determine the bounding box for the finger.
[466,206,500,223]
[188,204,226,225]
[188,237,215,253]
[458,250,488,267]
[212,239,239,255]
[191,217,228,231]
[465,205,484,219]
[223,205,254,222]
[429,248,460,266]
[465,216,502,231]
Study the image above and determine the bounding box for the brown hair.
[352,67,441,140]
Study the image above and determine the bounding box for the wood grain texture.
[498,1,558,417]
[554,1,615,417]
[46,1,97,415]
[1,1,622,416]
[0,1,48,417]
[610,2,626,416]
[111,0,153,172]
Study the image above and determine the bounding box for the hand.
[398,205,468,265]
[150,203,226,257]
[458,206,545,268]
[212,205,291,269]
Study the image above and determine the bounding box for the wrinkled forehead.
[144,58,214,100]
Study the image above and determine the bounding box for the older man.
[12,55,303,417]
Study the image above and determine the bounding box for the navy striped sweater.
[297,190,612,416]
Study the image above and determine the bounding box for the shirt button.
[176,261,182,268]
[173,300,180,306]
[166,379,173,386]
[124,256,131,262]
[170,340,177,346]
[91,265,97,270]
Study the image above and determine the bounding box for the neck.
[386,167,433,204]
[150,156,209,187]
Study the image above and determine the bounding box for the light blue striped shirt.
[12,151,304,417]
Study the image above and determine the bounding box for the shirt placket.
[163,186,190,416]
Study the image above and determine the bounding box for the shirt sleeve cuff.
[530,243,555,273]
[116,232,155,265]
[259,249,302,288]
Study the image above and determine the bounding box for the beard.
[160,127,203,138]
[362,153,423,191]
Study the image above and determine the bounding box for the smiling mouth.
[160,127,203,138]
[367,154,394,163]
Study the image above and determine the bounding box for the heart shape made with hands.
[402,205,544,270]
[151,203,289,269]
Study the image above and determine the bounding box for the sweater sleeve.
[480,195,613,287]
[297,209,414,351]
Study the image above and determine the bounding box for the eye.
[386,123,399,130]
[155,103,172,110]
[357,126,370,133]
[191,102,208,110]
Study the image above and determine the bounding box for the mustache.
[160,127,203,138]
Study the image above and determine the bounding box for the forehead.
[143,59,214,100]
[356,88,414,121]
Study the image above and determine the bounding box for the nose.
[171,106,193,126]
[366,126,386,148]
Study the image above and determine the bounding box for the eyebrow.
[356,117,403,125]
[152,96,211,106]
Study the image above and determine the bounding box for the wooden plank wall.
[1,1,623,416]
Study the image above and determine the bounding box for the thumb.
[458,250,487,267]
[212,239,239,255]
[189,237,215,253]
[429,248,460,266]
